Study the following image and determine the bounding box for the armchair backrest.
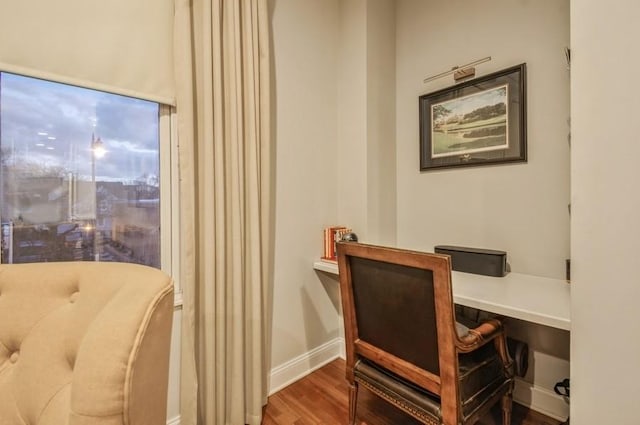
[0,261,174,425]
[337,242,459,405]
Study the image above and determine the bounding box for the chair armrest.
[455,318,515,378]
[455,318,504,353]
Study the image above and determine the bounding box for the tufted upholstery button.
[69,291,79,303]
[9,351,19,363]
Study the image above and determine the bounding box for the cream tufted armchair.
[0,261,174,425]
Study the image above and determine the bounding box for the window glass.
[0,72,161,268]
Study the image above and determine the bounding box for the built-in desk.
[313,260,571,331]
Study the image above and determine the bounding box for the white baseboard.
[514,377,569,421]
[269,337,344,395]
[166,415,180,425]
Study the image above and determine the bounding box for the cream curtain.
[174,0,272,424]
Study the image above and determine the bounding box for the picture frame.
[419,63,527,171]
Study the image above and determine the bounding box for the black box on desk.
[434,245,508,277]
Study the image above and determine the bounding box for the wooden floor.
[263,359,562,425]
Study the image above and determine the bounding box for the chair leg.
[348,382,359,425]
[501,392,513,425]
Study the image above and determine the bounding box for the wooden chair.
[337,242,514,425]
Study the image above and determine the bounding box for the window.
[0,72,176,273]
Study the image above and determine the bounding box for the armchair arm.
[455,318,503,352]
[455,318,515,378]
[69,268,174,425]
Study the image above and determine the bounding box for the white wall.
[571,1,640,423]
[396,0,570,280]
[270,0,343,370]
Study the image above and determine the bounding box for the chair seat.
[354,343,512,423]
[354,360,442,423]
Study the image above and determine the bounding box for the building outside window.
[0,72,165,269]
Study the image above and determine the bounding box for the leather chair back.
[349,256,440,375]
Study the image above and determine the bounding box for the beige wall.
[395,0,570,416]
[270,0,574,418]
[365,0,397,246]
[269,0,397,374]
[396,0,570,280]
[270,0,343,369]
[337,0,368,237]
[571,0,640,422]
[336,0,397,245]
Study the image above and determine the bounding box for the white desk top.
[313,260,571,331]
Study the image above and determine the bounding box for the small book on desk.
[322,226,351,263]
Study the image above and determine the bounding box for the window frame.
[159,105,182,305]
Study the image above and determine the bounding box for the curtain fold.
[174,0,272,424]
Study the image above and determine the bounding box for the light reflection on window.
[0,72,161,268]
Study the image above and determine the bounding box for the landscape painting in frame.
[431,85,508,158]
[419,63,526,171]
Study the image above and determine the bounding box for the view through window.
[0,72,161,268]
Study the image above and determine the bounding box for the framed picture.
[419,63,526,171]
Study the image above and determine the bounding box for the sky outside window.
[1,72,159,184]
[0,72,161,267]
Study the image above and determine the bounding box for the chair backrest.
[0,261,174,425]
[337,242,459,398]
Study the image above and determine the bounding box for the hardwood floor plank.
[263,359,562,425]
